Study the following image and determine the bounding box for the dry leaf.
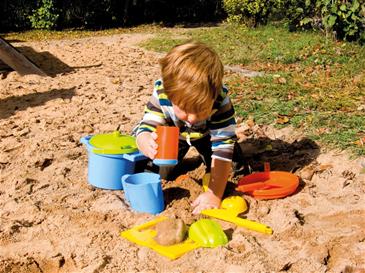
[278,77,287,84]
[354,137,365,146]
[287,93,295,100]
[253,126,267,138]
[353,74,363,84]
[276,115,290,124]
[246,118,255,128]
[316,127,330,134]
[357,105,365,111]
[235,126,249,142]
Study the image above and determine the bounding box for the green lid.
[89,131,138,155]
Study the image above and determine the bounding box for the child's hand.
[136,131,158,159]
[191,190,221,215]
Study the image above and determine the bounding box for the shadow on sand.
[168,136,320,200]
[0,87,76,119]
[0,44,102,78]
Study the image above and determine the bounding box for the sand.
[0,33,364,273]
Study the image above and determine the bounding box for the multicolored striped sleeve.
[135,80,167,135]
[208,86,236,162]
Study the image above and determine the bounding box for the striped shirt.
[134,79,236,162]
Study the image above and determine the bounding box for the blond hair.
[159,41,223,113]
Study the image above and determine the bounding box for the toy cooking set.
[81,131,300,259]
[80,131,165,214]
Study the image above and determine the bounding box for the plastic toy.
[88,131,137,155]
[121,217,200,260]
[236,163,299,199]
[153,126,179,166]
[188,219,228,247]
[80,132,146,190]
[122,173,164,214]
[121,217,230,259]
[201,196,273,234]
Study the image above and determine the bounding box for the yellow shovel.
[201,196,273,235]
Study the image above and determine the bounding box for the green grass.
[4,23,365,155]
[2,24,165,42]
[142,23,365,156]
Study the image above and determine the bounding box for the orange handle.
[236,182,267,192]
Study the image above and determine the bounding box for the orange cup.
[153,126,179,166]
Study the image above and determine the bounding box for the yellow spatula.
[201,196,273,235]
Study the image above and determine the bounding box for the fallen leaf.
[246,118,255,128]
[316,127,330,134]
[278,77,287,84]
[276,115,290,124]
[235,126,249,142]
[302,82,313,88]
[357,105,365,111]
[354,137,365,146]
[353,74,363,84]
[287,93,295,100]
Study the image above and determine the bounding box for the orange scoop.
[236,171,299,199]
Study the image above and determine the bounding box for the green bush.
[279,0,365,43]
[279,0,318,30]
[320,0,365,42]
[28,0,59,29]
[223,0,272,26]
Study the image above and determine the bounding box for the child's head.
[160,41,224,118]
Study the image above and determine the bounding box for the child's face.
[172,104,212,125]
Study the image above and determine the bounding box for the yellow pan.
[121,217,200,260]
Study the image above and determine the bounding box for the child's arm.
[192,86,236,214]
[208,158,231,199]
[192,158,231,214]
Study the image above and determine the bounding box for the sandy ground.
[0,33,364,273]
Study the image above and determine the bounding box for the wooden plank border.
[0,37,46,76]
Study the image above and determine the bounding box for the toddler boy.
[134,41,236,214]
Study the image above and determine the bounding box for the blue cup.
[121,173,164,214]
